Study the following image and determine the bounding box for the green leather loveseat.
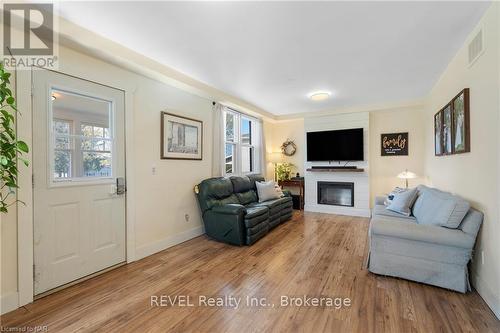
[195,174,293,245]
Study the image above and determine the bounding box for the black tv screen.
[307,128,364,161]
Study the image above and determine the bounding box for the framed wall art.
[434,111,443,156]
[161,112,203,160]
[434,88,470,156]
[381,132,408,156]
[452,89,470,154]
[442,104,453,155]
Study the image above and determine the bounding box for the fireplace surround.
[317,181,355,207]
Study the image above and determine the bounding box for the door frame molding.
[17,67,137,306]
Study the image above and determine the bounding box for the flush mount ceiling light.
[308,91,331,101]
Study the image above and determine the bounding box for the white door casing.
[32,69,126,295]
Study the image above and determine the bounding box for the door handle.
[116,177,126,195]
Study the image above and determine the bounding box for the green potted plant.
[276,163,295,181]
[1,63,29,213]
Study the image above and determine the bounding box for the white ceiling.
[58,1,490,116]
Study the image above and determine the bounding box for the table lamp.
[397,169,417,188]
[268,152,283,181]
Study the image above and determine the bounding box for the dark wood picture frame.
[434,111,443,156]
[434,88,470,156]
[452,88,470,154]
[160,111,203,160]
[442,103,453,155]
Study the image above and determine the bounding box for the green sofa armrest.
[204,205,245,245]
[212,204,246,215]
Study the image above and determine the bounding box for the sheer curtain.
[258,120,267,177]
[212,103,225,177]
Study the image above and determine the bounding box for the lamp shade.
[268,152,283,163]
[397,170,417,179]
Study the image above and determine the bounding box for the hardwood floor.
[1,212,499,332]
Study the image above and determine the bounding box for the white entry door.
[33,69,126,295]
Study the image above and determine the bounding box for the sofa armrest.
[374,196,386,206]
[282,189,292,197]
[203,205,246,245]
[370,217,475,249]
[459,209,483,239]
[212,204,246,215]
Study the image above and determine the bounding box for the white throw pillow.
[256,181,282,202]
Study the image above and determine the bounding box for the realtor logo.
[2,3,58,69]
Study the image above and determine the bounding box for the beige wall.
[267,107,426,205]
[265,119,305,178]
[423,3,500,317]
[369,106,426,203]
[1,45,215,309]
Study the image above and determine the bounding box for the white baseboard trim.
[305,204,371,218]
[1,291,19,315]
[135,225,205,261]
[471,271,500,319]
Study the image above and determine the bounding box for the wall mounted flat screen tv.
[307,128,364,161]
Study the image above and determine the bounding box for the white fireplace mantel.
[303,112,370,217]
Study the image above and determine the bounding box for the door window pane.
[51,89,113,182]
[241,118,252,144]
[225,144,235,174]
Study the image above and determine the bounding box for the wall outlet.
[185,214,190,222]
[152,164,157,175]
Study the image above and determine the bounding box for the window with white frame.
[51,88,113,182]
[53,119,74,179]
[223,109,262,176]
[80,123,112,177]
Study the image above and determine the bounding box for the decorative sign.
[381,132,408,156]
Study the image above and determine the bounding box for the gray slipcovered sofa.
[367,185,483,293]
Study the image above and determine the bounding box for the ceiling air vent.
[468,29,484,67]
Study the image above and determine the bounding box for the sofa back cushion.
[247,174,265,190]
[230,176,258,205]
[413,185,470,228]
[196,177,239,213]
[386,188,418,216]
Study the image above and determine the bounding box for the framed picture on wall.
[381,132,408,156]
[434,111,443,156]
[452,88,470,154]
[434,88,470,157]
[442,104,453,155]
[161,112,203,160]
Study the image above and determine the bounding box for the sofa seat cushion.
[245,206,268,219]
[246,225,268,245]
[268,213,281,229]
[370,216,474,249]
[244,212,269,228]
[413,185,470,229]
[370,232,472,265]
[246,220,269,235]
[372,204,416,221]
[249,196,291,209]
